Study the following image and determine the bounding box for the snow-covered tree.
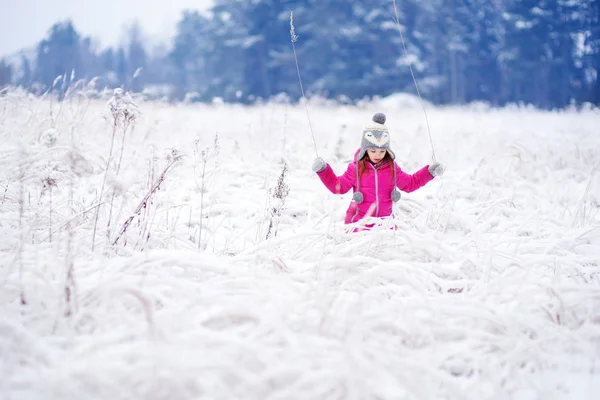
[35,20,83,90]
[0,58,12,87]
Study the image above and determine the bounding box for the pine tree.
[459,0,505,105]
[0,59,12,88]
[170,10,216,100]
[502,0,580,108]
[209,0,301,102]
[116,47,128,88]
[35,20,83,90]
[100,48,118,86]
[19,56,32,90]
[127,22,147,92]
[580,0,600,104]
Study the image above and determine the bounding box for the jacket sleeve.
[396,164,434,193]
[316,162,356,194]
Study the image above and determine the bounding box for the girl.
[312,113,444,225]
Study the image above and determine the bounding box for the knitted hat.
[356,113,396,161]
[352,112,401,205]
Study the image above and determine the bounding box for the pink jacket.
[316,150,434,224]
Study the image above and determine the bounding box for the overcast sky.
[0,0,213,56]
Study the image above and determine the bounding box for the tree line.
[1,0,598,108]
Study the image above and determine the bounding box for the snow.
[0,87,599,399]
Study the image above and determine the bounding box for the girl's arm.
[316,162,356,194]
[396,164,434,193]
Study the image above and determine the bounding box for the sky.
[0,0,213,57]
[1,89,599,398]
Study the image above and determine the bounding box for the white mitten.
[428,162,445,177]
[312,157,327,173]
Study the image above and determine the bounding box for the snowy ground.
[1,88,599,400]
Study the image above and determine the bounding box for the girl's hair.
[358,151,394,178]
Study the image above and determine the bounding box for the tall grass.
[1,87,599,399]
[92,88,138,251]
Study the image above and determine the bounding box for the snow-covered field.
[1,88,599,399]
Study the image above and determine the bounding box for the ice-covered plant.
[193,134,220,250]
[265,163,290,239]
[112,148,183,249]
[92,88,139,251]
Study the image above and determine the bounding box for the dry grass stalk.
[112,150,182,247]
[266,163,290,240]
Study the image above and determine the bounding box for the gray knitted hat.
[356,113,396,161]
[352,112,401,204]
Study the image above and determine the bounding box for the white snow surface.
[0,88,599,400]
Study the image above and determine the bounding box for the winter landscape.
[0,86,599,399]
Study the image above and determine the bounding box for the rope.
[392,0,437,163]
[290,12,319,157]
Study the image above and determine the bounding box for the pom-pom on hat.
[356,113,396,161]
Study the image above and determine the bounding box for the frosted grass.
[1,89,599,399]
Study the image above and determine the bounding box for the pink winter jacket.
[316,150,434,224]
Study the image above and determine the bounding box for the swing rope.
[290,12,319,157]
[392,0,437,163]
[289,7,437,162]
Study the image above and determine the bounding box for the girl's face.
[367,149,387,164]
